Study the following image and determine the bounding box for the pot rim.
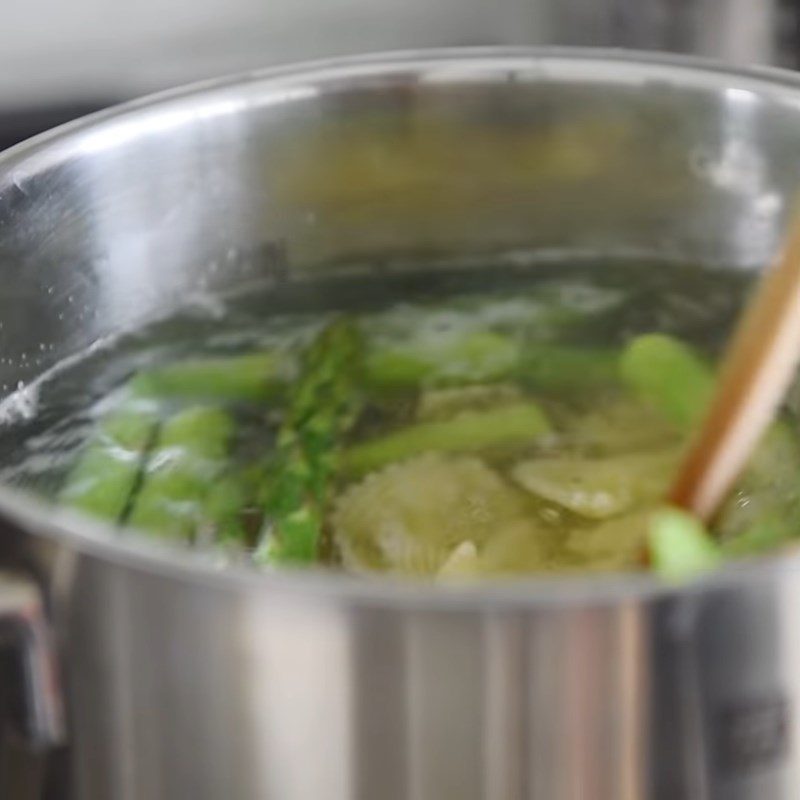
[2,45,800,608]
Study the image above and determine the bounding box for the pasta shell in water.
[332,453,532,575]
[511,448,682,520]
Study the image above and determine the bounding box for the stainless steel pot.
[2,49,800,800]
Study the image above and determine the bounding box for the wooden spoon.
[668,211,800,522]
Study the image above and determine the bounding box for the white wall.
[0,0,537,106]
[0,0,781,107]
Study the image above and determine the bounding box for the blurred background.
[1,0,799,151]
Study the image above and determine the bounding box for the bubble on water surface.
[0,381,40,425]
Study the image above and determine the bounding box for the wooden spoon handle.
[669,213,800,522]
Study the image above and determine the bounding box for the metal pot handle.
[0,571,64,748]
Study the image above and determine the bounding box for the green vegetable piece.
[156,406,234,459]
[256,317,365,566]
[516,344,619,393]
[63,448,144,521]
[621,333,800,542]
[128,406,234,541]
[130,351,285,403]
[620,334,713,430]
[261,505,322,564]
[368,334,620,394]
[365,330,518,389]
[202,471,257,546]
[97,407,158,449]
[61,407,158,521]
[342,402,551,476]
[648,506,721,581]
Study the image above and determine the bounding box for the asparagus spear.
[60,405,159,522]
[255,317,364,565]
[130,351,287,403]
[127,406,234,541]
[342,402,551,476]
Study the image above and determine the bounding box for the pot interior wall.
[0,52,797,399]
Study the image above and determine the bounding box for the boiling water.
[0,259,776,573]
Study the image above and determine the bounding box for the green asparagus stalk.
[620,333,800,476]
[60,404,159,521]
[620,334,713,430]
[366,330,618,393]
[365,329,518,389]
[130,351,287,403]
[201,467,264,547]
[342,402,551,476]
[255,317,364,565]
[621,333,800,548]
[127,406,234,541]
